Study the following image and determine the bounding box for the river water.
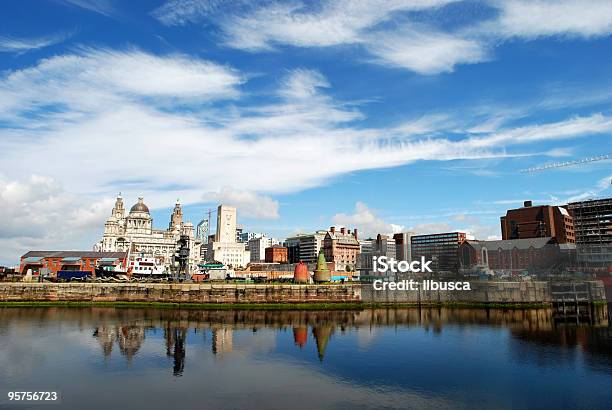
[1,306,611,409]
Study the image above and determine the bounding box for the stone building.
[206,204,250,268]
[96,195,199,272]
[323,227,359,271]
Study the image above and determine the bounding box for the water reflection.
[25,305,611,372]
[1,306,612,409]
[93,325,147,361]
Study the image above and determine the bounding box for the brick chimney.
[340,227,346,234]
[353,228,358,239]
[330,226,335,233]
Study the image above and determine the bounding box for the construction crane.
[196,208,218,243]
[520,153,611,174]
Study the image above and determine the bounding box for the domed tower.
[112,193,125,220]
[126,197,152,235]
[169,199,183,231]
[101,193,126,251]
[293,261,310,283]
[313,250,330,283]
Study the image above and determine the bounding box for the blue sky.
[0,0,611,264]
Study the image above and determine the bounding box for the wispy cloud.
[364,26,488,74]
[56,0,116,17]
[151,0,612,75]
[151,0,231,26]
[0,50,609,262]
[0,32,73,53]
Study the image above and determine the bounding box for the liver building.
[96,195,199,271]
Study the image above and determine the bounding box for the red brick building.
[500,200,575,244]
[20,251,127,277]
[323,227,360,271]
[459,237,575,276]
[265,245,288,263]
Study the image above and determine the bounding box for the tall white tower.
[216,205,236,243]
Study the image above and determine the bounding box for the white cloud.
[0,48,242,124]
[365,28,487,74]
[152,0,612,75]
[1,51,609,263]
[332,202,404,237]
[493,0,612,39]
[0,32,72,53]
[155,0,454,49]
[0,174,112,264]
[203,187,280,219]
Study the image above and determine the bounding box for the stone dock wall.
[362,281,606,304]
[0,281,607,305]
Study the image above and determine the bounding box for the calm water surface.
[1,306,612,409]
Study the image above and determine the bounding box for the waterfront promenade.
[0,281,606,306]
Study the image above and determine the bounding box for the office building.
[248,236,280,262]
[568,197,612,270]
[411,232,467,274]
[284,231,327,263]
[500,200,575,244]
[207,205,250,267]
[393,232,415,261]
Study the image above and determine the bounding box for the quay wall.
[0,281,607,305]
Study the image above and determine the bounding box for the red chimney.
[353,228,358,239]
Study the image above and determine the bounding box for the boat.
[130,256,167,278]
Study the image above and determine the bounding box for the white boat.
[130,256,166,277]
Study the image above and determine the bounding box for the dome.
[130,197,150,214]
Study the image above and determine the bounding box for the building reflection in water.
[293,327,308,349]
[88,304,610,374]
[312,325,334,361]
[212,327,233,355]
[164,325,187,376]
[93,325,145,363]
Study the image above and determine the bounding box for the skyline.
[1,0,612,264]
